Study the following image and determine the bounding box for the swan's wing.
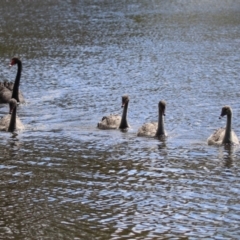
[0,114,24,131]
[231,130,239,145]
[207,127,225,145]
[16,117,24,130]
[0,114,11,131]
[137,122,158,137]
[0,82,24,103]
[0,88,12,103]
[18,92,25,103]
[97,114,121,129]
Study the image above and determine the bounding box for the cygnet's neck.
[8,107,17,132]
[119,101,129,129]
[156,108,165,136]
[223,112,233,144]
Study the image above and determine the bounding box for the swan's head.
[10,57,20,67]
[219,105,232,119]
[9,98,17,114]
[159,100,166,116]
[121,95,129,108]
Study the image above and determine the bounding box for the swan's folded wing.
[137,122,158,137]
[0,115,11,131]
[207,127,225,145]
[16,117,24,131]
[231,130,239,145]
[0,88,12,103]
[0,114,24,131]
[97,114,121,129]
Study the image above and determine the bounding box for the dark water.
[0,0,240,239]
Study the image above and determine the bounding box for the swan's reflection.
[9,132,22,151]
[218,144,239,168]
[157,137,168,158]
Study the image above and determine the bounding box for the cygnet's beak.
[219,112,225,119]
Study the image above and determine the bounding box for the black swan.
[0,57,24,103]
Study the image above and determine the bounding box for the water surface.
[0,0,240,239]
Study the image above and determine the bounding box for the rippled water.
[0,0,240,239]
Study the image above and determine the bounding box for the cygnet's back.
[97,114,122,130]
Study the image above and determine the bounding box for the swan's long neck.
[119,101,129,129]
[8,107,17,132]
[223,112,232,144]
[11,61,22,102]
[156,108,165,136]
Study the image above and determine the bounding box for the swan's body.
[137,100,167,138]
[98,114,122,129]
[207,106,239,145]
[0,57,24,103]
[0,98,24,132]
[97,95,130,130]
[137,122,158,137]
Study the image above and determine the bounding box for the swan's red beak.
[9,59,15,67]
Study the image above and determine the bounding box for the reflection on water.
[0,0,240,239]
[218,145,239,168]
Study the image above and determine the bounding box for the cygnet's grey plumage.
[97,95,130,130]
[207,105,239,145]
[137,100,167,137]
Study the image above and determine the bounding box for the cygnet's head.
[219,105,232,119]
[121,95,129,108]
[159,100,166,116]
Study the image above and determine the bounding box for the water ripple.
[0,0,240,239]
